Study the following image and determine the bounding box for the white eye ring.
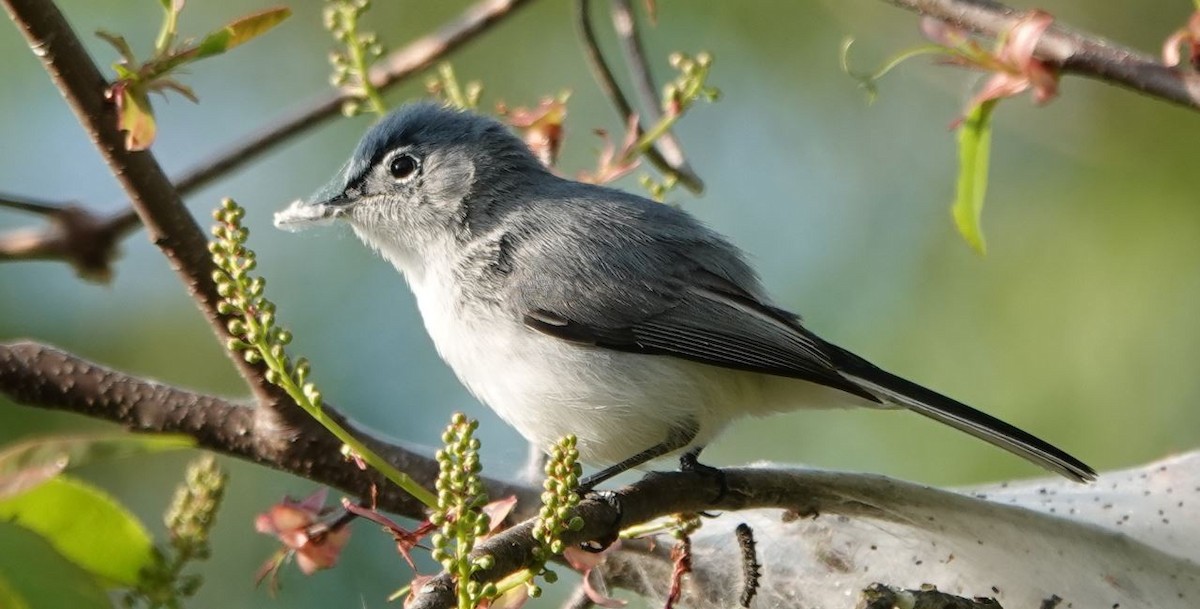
[388,152,421,183]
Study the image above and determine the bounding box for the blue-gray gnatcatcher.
[275,102,1095,486]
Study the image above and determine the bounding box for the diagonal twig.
[574,0,704,193]
[608,0,697,182]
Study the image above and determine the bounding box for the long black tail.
[828,344,1096,482]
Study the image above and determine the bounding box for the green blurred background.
[2,0,1198,606]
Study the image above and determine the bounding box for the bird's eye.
[388,153,420,182]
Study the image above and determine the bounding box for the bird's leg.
[680,446,727,502]
[575,424,698,553]
[577,423,697,491]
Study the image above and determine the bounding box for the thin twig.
[0,0,536,276]
[609,0,697,179]
[0,191,66,215]
[574,0,704,193]
[884,0,1200,111]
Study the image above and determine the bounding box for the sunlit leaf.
[194,7,291,60]
[0,523,110,609]
[0,572,31,609]
[0,476,156,587]
[951,99,997,255]
[110,84,158,151]
[0,432,193,499]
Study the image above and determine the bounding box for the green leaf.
[194,7,291,60]
[0,433,193,500]
[95,29,136,67]
[951,99,997,255]
[0,476,157,587]
[0,522,111,609]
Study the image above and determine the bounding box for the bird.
[275,102,1095,487]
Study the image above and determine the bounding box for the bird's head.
[275,102,547,276]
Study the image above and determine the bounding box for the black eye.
[388,153,420,182]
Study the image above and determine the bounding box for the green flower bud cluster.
[125,455,227,608]
[638,173,680,202]
[165,455,227,560]
[430,414,497,609]
[323,0,386,116]
[209,199,317,405]
[663,52,720,116]
[526,435,583,597]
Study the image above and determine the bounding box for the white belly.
[411,272,770,465]
[409,266,867,467]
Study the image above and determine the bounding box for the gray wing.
[522,271,881,403]
[499,190,880,403]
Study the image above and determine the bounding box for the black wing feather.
[523,279,881,403]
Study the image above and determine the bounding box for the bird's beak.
[273,175,355,233]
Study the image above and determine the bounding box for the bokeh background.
[2,0,1198,606]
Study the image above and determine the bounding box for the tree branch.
[0,0,535,278]
[0,341,535,520]
[884,0,1200,111]
[0,193,122,281]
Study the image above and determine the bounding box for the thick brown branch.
[0,0,535,276]
[884,0,1200,111]
[0,341,535,519]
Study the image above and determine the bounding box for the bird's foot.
[680,449,728,503]
[579,489,623,553]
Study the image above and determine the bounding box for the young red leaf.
[502,98,569,167]
[1163,11,1200,69]
[255,488,350,575]
[480,495,518,535]
[107,83,157,151]
[564,545,627,607]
